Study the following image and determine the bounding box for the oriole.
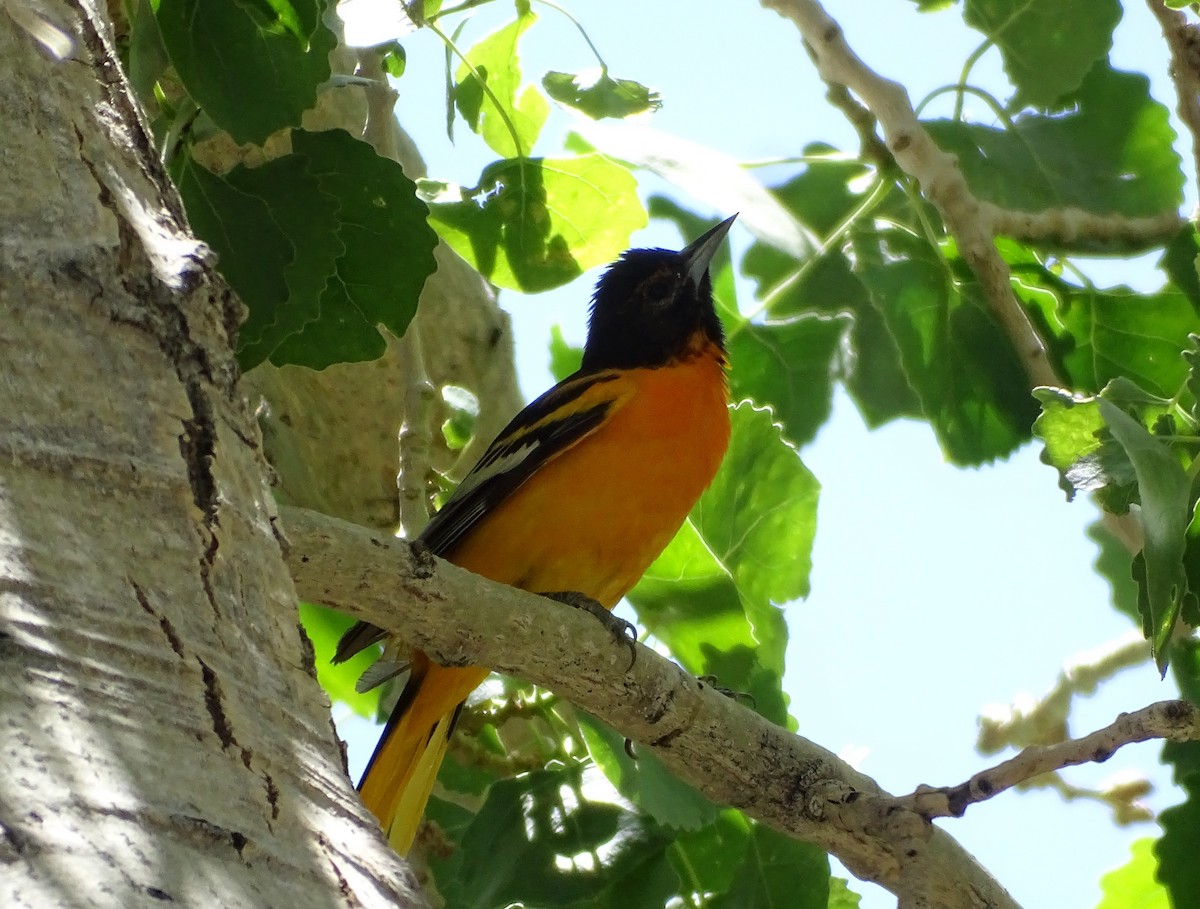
[334,215,736,854]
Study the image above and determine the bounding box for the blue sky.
[336,2,1190,905]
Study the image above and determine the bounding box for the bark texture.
[0,4,418,907]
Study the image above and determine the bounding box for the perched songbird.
[335,215,737,854]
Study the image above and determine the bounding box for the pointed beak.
[680,214,737,286]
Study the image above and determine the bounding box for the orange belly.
[445,351,730,608]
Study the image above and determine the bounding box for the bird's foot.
[540,590,637,671]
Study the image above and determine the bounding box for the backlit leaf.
[727,314,850,447]
[543,70,662,120]
[1095,838,1168,909]
[426,155,645,292]
[454,11,548,157]
[856,230,1038,463]
[630,403,817,726]
[963,0,1121,106]
[926,66,1183,237]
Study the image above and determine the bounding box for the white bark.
[0,4,418,906]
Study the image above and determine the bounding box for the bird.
[334,215,737,854]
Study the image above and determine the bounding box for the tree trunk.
[0,4,417,906]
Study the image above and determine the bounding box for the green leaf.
[1183,502,1200,627]
[963,0,1121,107]
[1159,638,1200,903]
[549,325,583,382]
[1157,778,1200,907]
[925,66,1183,235]
[668,811,752,896]
[629,403,818,726]
[543,70,662,119]
[1098,397,1190,669]
[174,155,294,358]
[856,231,1038,464]
[222,155,342,368]
[574,134,812,262]
[592,845,683,909]
[252,0,320,41]
[1185,334,1200,425]
[745,147,887,240]
[299,602,381,717]
[153,0,334,145]
[426,155,646,292]
[709,824,830,909]
[127,0,169,102]
[270,130,438,369]
[381,42,407,78]
[1095,838,1168,909]
[440,385,479,451]
[1032,387,1106,500]
[1031,379,1180,518]
[454,12,548,157]
[1167,638,1200,722]
[740,162,921,428]
[695,401,818,617]
[828,877,863,909]
[577,713,719,831]
[728,315,850,447]
[1159,227,1200,311]
[1087,519,1143,625]
[1056,287,1197,399]
[426,765,677,909]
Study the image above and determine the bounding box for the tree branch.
[991,207,1184,249]
[1147,0,1200,194]
[760,0,1068,390]
[278,505,1023,909]
[905,699,1200,820]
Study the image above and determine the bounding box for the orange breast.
[446,348,730,608]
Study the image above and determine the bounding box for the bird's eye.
[641,273,675,304]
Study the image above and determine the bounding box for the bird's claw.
[541,590,638,671]
[697,674,756,708]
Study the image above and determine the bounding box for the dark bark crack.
[197,657,236,751]
[131,580,184,657]
[263,773,280,822]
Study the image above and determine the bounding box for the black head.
[580,215,736,372]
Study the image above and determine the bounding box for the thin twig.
[761,0,1064,390]
[353,49,437,536]
[356,50,400,160]
[396,323,437,537]
[1146,0,1200,197]
[808,48,892,172]
[904,700,1200,820]
[992,206,1184,250]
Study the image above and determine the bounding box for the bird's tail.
[358,656,487,854]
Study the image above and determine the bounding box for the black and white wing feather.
[332,369,625,666]
[419,370,621,555]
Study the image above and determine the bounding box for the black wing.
[419,370,620,555]
[332,369,623,666]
